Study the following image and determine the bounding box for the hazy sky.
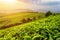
[0,0,60,13]
[20,0,60,12]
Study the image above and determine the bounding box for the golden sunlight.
[0,0,29,13]
[4,0,17,4]
[5,0,15,2]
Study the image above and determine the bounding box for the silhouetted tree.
[21,19,26,23]
[45,11,52,17]
[27,18,32,22]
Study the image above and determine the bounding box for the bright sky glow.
[0,0,60,13]
[4,0,16,3]
[0,0,29,13]
[41,0,60,3]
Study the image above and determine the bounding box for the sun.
[5,0,16,3]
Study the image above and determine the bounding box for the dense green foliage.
[0,15,60,40]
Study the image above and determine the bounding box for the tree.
[21,19,27,23]
[45,11,52,17]
[27,18,32,22]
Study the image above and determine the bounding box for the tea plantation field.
[0,15,60,40]
[0,12,45,29]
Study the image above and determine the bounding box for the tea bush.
[0,15,60,40]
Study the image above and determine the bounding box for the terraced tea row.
[0,12,45,29]
[0,15,60,40]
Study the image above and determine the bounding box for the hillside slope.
[0,15,60,40]
[0,12,45,28]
